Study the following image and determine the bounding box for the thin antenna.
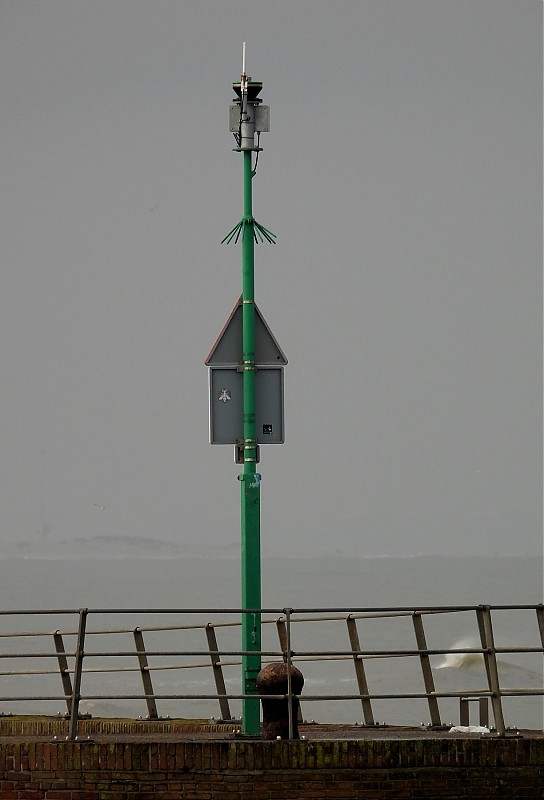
[241,42,248,98]
[240,42,248,115]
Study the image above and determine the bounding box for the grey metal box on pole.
[209,366,285,445]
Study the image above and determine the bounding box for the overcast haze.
[0,1,541,559]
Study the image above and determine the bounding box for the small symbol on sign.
[218,388,231,403]
[263,424,273,435]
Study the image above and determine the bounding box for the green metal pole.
[238,149,261,734]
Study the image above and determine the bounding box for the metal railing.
[0,604,542,739]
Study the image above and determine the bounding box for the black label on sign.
[262,424,273,435]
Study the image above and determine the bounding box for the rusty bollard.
[257,662,304,740]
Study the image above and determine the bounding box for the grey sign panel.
[206,297,287,366]
[254,105,270,132]
[209,367,284,444]
[229,105,240,133]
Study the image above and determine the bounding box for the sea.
[0,555,541,729]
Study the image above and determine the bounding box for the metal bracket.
[235,444,260,463]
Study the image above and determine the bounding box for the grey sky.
[0,1,541,558]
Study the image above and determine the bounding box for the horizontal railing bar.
[0,611,80,617]
[2,658,540,680]
[0,604,540,618]
[292,649,487,657]
[0,664,222,676]
[0,694,291,702]
[0,611,503,638]
[85,661,241,673]
[0,697,72,702]
[12,643,544,655]
[288,655,354,662]
[0,654,65,659]
[0,688,541,705]
[280,614,385,624]
[81,650,283,658]
[4,688,544,704]
[119,660,242,671]
[281,605,541,614]
[0,669,66,677]
[0,631,60,639]
[0,650,281,659]
[299,692,488,700]
[293,690,544,700]
[49,617,282,637]
[1,646,542,660]
[346,612,418,620]
[294,647,544,656]
[0,658,292,677]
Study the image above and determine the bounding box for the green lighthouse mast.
[208,45,282,735]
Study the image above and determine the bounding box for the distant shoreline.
[0,551,538,561]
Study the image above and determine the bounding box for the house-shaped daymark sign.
[205,296,287,366]
[206,297,287,446]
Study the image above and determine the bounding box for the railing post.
[536,604,544,650]
[69,608,87,741]
[133,628,158,719]
[276,617,303,724]
[53,631,74,716]
[346,615,375,725]
[476,605,505,735]
[284,608,293,740]
[412,612,442,727]
[205,623,232,721]
[276,617,288,663]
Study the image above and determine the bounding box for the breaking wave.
[435,638,482,669]
[435,639,542,681]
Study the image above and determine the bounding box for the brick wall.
[0,738,542,799]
